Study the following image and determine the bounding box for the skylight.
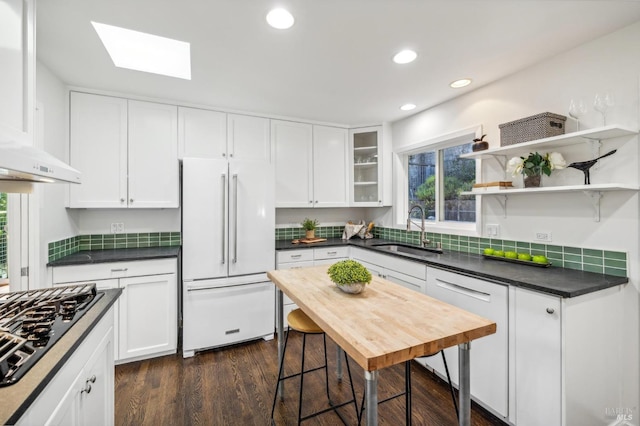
[92,22,191,80]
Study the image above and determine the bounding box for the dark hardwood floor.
[115,334,506,425]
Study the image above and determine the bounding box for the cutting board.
[297,237,328,244]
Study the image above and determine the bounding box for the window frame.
[393,125,483,236]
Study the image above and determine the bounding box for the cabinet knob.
[229,153,233,158]
[120,198,125,203]
[88,375,97,383]
[546,307,555,314]
[222,153,226,157]
[309,200,313,204]
[130,198,134,203]
[81,383,92,394]
[315,200,318,204]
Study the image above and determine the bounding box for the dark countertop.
[47,246,181,267]
[276,238,627,298]
[1,288,122,425]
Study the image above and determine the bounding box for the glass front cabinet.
[350,126,383,206]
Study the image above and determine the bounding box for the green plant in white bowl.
[327,260,372,294]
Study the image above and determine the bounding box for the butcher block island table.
[267,265,497,426]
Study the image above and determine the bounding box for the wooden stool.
[270,309,358,425]
[358,351,458,425]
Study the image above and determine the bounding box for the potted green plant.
[301,218,319,239]
[327,260,372,294]
[506,151,566,187]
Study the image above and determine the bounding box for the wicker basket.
[499,112,567,146]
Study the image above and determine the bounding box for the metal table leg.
[458,342,471,426]
[365,370,379,425]
[276,289,284,399]
[336,346,343,381]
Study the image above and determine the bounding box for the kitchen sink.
[371,243,443,259]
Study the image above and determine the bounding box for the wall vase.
[524,175,541,188]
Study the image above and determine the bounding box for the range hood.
[0,140,81,192]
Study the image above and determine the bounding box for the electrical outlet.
[110,223,118,233]
[535,231,552,242]
[116,223,125,233]
[486,224,499,237]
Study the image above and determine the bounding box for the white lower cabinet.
[275,246,349,326]
[513,287,561,426]
[424,267,508,419]
[350,247,426,292]
[18,307,115,426]
[51,259,177,363]
[512,285,625,426]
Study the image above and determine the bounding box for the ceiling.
[36,1,640,127]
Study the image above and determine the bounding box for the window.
[407,140,476,224]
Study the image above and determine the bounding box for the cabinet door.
[514,288,561,426]
[350,126,382,206]
[313,125,348,207]
[128,100,179,208]
[69,92,128,208]
[119,273,177,361]
[227,114,270,161]
[178,106,227,159]
[0,0,34,141]
[272,120,313,207]
[79,326,114,426]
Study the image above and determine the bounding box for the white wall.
[35,61,79,281]
[392,21,640,417]
[35,62,180,249]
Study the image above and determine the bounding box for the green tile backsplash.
[275,225,627,277]
[48,232,181,263]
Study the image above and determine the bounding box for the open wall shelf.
[460,125,637,160]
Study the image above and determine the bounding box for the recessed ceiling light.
[92,22,191,80]
[393,50,417,64]
[450,78,472,88]
[400,103,416,111]
[266,8,295,29]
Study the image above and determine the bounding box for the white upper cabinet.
[227,114,271,161]
[0,0,34,143]
[313,125,349,207]
[273,120,348,208]
[178,106,227,159]
[350,126,384,206]
[128,100,179,208]
[272,120,313,207]
[69,92,179,208]
[69,92,128,208]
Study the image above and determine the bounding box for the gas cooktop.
[0,284,102,386]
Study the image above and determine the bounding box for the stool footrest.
[299,397,357,423]
[279,364,326,381]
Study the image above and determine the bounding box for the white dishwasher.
[424,267,508,419]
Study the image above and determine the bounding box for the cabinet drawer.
[314,246,348,260]
[52,258,177,283]
[276,250,313,264]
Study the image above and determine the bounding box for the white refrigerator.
[182,157,275,357]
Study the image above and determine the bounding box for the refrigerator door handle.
[233,173,238,264]
[221,173,226,265]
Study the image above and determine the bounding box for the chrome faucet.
[407,205,428,247]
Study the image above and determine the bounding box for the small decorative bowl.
[337,282,366,294]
